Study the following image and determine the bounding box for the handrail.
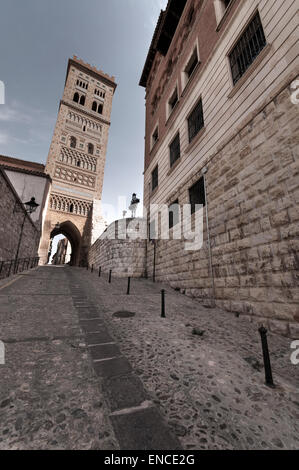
[0,257,39,279]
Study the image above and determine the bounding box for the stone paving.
[0,265,298,450]
[79,266,299,450]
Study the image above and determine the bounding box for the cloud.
[0,104,31,124]
[0,132,8,144]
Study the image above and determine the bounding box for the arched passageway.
[49,220,81,266]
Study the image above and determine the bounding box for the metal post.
[108,270,112,283]
[86,264,89,271]
[98,266,101,277]
[259,326,275,388]
[161,289,166,318]
[0,261,3,275]
[91,264,94,273]
[127,277,131,295]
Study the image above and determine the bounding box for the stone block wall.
[88,218,147,278]
[0,169,40,262]
[146,83,299,338]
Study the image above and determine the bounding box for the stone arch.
[50,220,81,266]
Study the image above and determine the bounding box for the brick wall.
[0,169,40,262]
[88,218,147,277]
[146,84,299,338]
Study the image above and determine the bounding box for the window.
[70,136,76,148]
[98,103,103,114]
[185,47,199,80]
[79,95,85,106]
[169,133,180,167]
[151,165,158,191]
[229,12,266,85]
[189,177,206,214]
[169,200,179,229]
[214,0,231,24]
[168,87,178,116]
[151,126,159,148]
[92,101,97,112]
[188,98,204,143]
[88,143,94,155]
[73,92,79,103]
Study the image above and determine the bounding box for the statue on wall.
[129,193,140,218]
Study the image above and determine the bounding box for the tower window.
[98,104,103,114]
[188,98,204,143]
[92,101,97,112]
[229,12,266,85]
[88,143,94,155]
[79,95,85,106]
[70,136,76,148]
[189,177,206,214]
[73,92,79,103]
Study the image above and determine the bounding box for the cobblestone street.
[0,265,298,450]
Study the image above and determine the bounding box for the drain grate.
[113,310,135,319]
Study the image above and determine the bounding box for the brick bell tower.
[39,56,117,266]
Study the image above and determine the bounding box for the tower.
[39,56,117,265]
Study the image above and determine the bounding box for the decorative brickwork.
[39,57,116,265]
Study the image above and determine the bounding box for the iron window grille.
[188,98,204,143]
[169,133,181,167]
[152,165,158,191]
[189,177,206,214]
[229,11,266,86]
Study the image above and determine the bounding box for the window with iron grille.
[229,12,266,86]
[151,165,158,191]
[188,98,204,143]
[169,133,181,167]
[169,199,179,229]
[189,177,206,214]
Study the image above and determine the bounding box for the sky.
[0,0,168,220]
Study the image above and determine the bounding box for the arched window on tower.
[73,92,79,103]
[98,104,103,114]
[92,101,97,112]
[88,143,94,155]
[80,95,85,106]
[70,203,74,213]
[70,136,76,148]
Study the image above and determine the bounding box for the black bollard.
[98,266,101,277]
[108,270,112,283]
[86,264,89,271]
[127,277,131,295]
[91,264,94,273]
[161,289,166,318]
[259,326,275,388]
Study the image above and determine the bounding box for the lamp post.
[14,197,39,261]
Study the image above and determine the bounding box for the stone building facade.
[88,218,147,278]
[0,168,41,266]
[39,56,117,266]
[0,156,51,266]
[140,0,299,336]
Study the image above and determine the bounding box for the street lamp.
[14,196,40,261]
